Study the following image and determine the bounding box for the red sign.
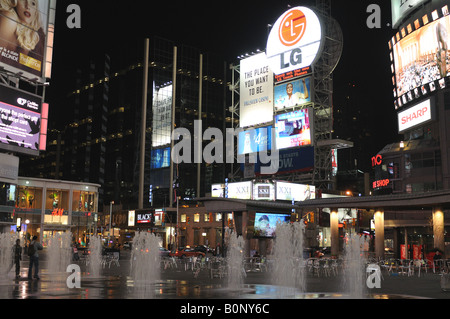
[371,154,382,167]
[51,208,64,216]
[373,179,390,189]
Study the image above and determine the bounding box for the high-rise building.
[20,37,230,210]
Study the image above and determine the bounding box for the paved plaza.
[0,250,449,301]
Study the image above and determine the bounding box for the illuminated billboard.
[274,108,313,150]
[238,126,272,155]
[254,212,291,238]
[392,12,450,107]
[151,147,171,169]
[266,6,323,76]
[239,52,274,128]
[0,0,54,81]
[252,182,275,201]
[152,83,172,147]
[391,0,428,28]
[275,181,315,201]
[398,98,433,133]
[0,83,41,155]
[274,77,311,111]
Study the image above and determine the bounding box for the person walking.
[13,239,22,279]
[27,235,43,280]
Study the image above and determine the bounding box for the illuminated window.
[194,213,200,223]
[180,214,186,223]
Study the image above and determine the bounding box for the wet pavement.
[0,249,449,301]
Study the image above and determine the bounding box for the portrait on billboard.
[274,77,311,111]
[393,14,450,98]
[274,108,312,150]
[0,0,49,79]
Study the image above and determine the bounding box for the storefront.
[13,177,100,246]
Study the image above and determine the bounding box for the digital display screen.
[0,84,41,155]
[151,147,171,169]
[274,77,311,111]
[392,14,450,106]
[274,108,312,150]
[254,212,291,238]
[238,126,272,155]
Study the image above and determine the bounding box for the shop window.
[72,191,97,212]
[46,190,69,211]
[17,187,42,209]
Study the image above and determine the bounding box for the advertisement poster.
[152,83,172,147]
[274,108,312,149]
[237,126,272,155]
[254,212,290,238]
[239,53,274,128]
[274,77,311,111]
[0,83,41,155]
[150,147,171,169]
[393,14,450,97]
[0,0,50,79]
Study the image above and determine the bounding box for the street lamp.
[108,201,114,247]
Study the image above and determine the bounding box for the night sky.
[47,0,398,170]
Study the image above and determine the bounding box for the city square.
[1,0,450,313]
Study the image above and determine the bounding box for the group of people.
[12,235,43,280]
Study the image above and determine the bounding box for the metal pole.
[108,201,114,247]
[169,46,178,207]
[197,54,203,198]
[138,38,150,209]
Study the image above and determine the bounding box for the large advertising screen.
[152,83,172,147]
[274,108,312,150]
[391,0,428,28]
[249,146,314,176]
[239,53,274,128]
[274,77,311,111]
[275,181,315,201]
[238,126,272,155]
[0,83,41,155]
[0,0,51,80]
[254,212,291,238]
[392,13,450,105]
[151,147,171,169]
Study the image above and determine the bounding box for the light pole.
[108,201,114,247]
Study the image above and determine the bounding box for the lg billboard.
[266,6,323,76]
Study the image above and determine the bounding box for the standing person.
[13,239,22,279]
[27,235,43,280]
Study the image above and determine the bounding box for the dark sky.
[47,0,398,167]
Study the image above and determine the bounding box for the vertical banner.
[239,53,274,128]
